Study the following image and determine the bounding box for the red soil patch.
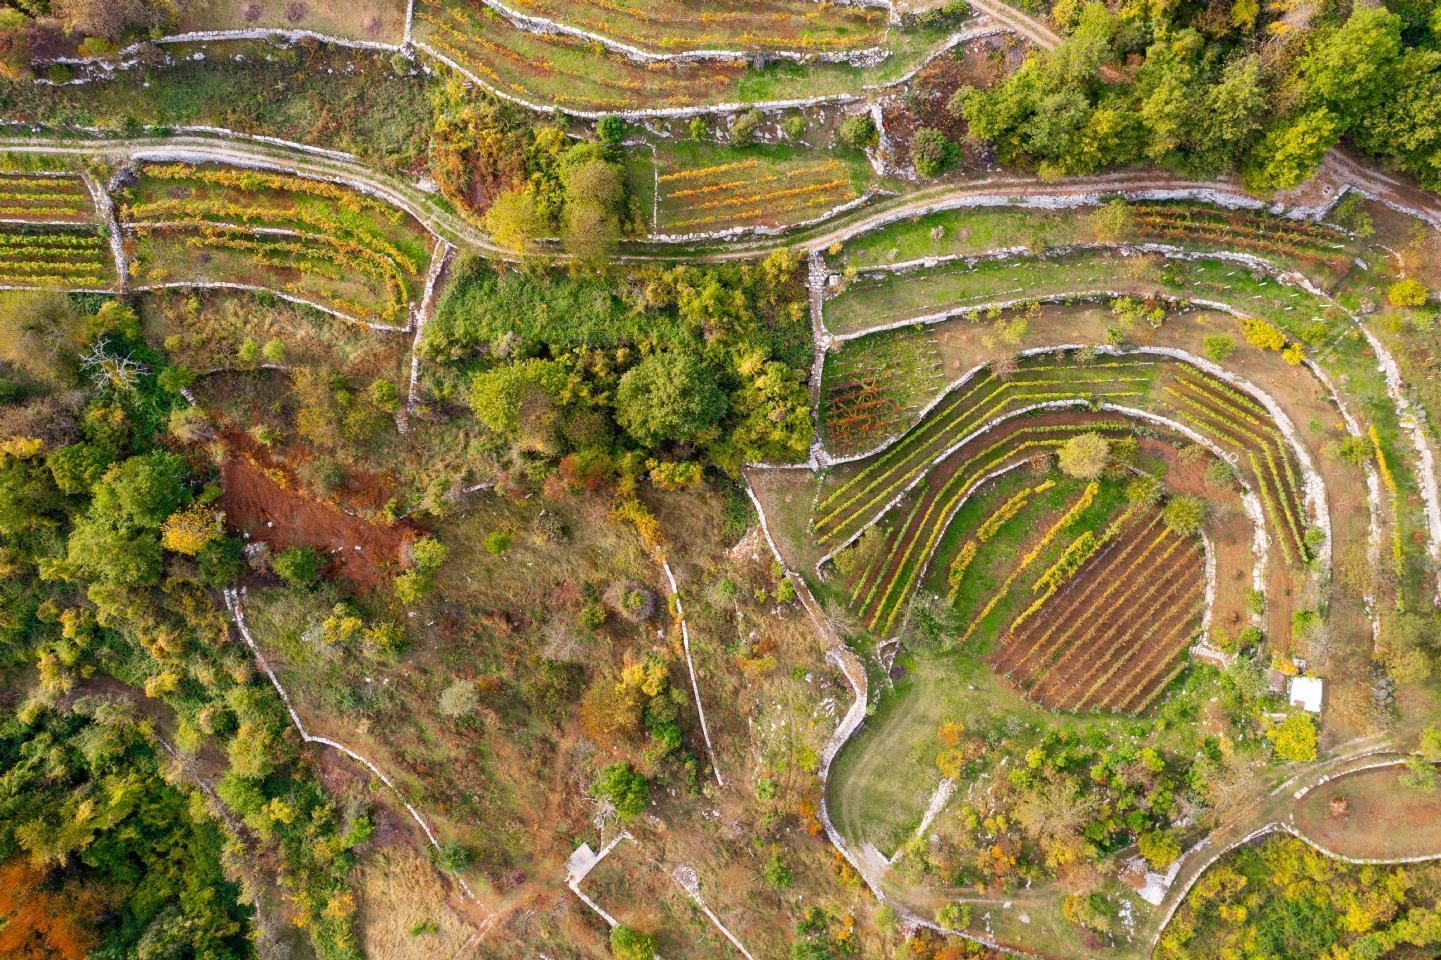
[220,451,415,591]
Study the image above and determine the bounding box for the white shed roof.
[1288,675,1324,713]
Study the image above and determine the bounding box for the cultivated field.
[0,227,115,290]
[118,161,436,325]
[496,0,887,55]
[0,172,99,224]
[414,0,962,110]
[991,504,1205,713]
[654,142,870,234]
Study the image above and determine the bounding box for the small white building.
[1288,675,1324,714]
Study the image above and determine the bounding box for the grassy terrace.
[824,247,1344,336]
[414,0,960,110]
[498,0,887,54]
[836,202,1355,285]
[652,140,874,234]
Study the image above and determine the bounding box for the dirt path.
[962,0,1061,49]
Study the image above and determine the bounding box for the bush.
[483,530,512,555]
[729,109,764,146]
[1163,496,1206,535]
[438,679,479,718]
[1058,432,1110,479]
[764,850,794,889]
[434,841,473,872]
[1241,317,1286,351]
[610,925,657,960]
[911,128,954,177]
[936,902,971,929]
[1388,278,1431,307]
[781,115,808,140]
[591,762,650,819]
[272,546,323,586]
[596,115,627,145]
[838,113,878,149]
[1203,335,1236,363]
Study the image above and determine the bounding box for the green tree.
[272,546,323,587]
[911,128,955,177]
[838,113,877,149]
[1244,110,1341,192]
[729,109,764,146]
[610,925,657,960]
[614,351,728,447]
[591,762,650,819]
[596,115,627,145]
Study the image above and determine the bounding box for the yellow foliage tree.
[160,502,224,556]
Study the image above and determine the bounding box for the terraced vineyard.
[0,225,116,289]
[118,162,436,326]
[813,358,1160,549]
[834,412,1133,634]
[414,0,747,111]
[0,172,98,224]
[656,148,865,234]
[991,503,1206,713]
[494,0,887,55]
[821,329,946,456]
[816,349,1313,637]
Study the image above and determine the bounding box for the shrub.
[729,109,764,146]
[688,116,707,141]
[911,128,954,177]
[409,536,448,573]
[781,115,808,140]
[483,530,512,555]
[272,546,323,586]
[1089,198,1134,243]
[579,602,606,629]
[434,841,473,872]
[1163,496,1206,535]
[763,850,794,889]
[1125,475,1161,506]
[1387,278,1431,307]
[1058,432,1110,480]
[591,762,650,819]
[610,925,657,960]
[197,537,247,587]
[1139,830,1183,870]
[438,679,479,718]
[838,113,878,149]
[1241,317,1286,351]
[937,902,971,929]
[369,379,400,412]
[1203,335,1236,363]
[596,115,627,145]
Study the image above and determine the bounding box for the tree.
[94,452,190,527]
[1139,830,1183,869]
[1163,496,1206,535]
[1267,713,1317,762]
[1243,110,1341,192]
[590,762,650,819]
[610,925,657,960]
[484,187,542,254]
[160,502,224,556]
[729,109,764,146]
[838,113,878,149]
[1058,432,1110,479]
[911,128,954,177]
[272,546,323,587]
[596,115,627,146]
[1089,198,1134,243]
[561,159,625,262]
[614,351,728,447]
